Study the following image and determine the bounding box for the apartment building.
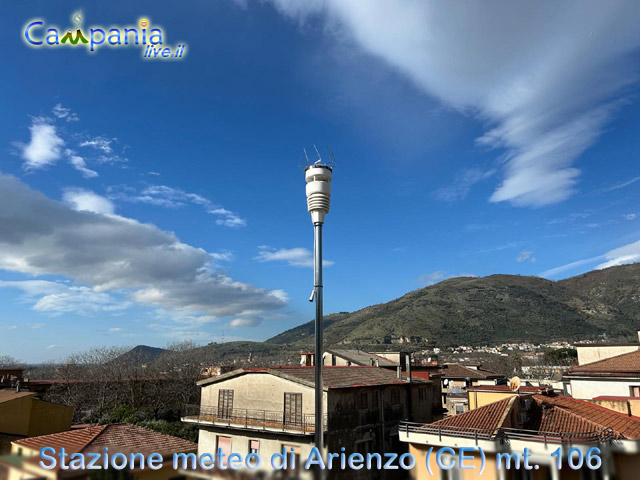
[183,365,441,478]
[565,345,640,400]
[400,391,640,480]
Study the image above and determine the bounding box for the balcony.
[400,421,615,444]
[182,404,327,435]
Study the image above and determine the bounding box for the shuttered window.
[284,392,303,425]
[218,389,234,418]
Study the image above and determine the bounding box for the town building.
[183,365,441,479]
[0,424,196,480]
[465,384,552,411]
[565,347,640,400]
[400,391,640,479]
[440,363,505,414]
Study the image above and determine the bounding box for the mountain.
[113,345,169,366]
[267,263,640,348]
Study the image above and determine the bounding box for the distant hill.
[113,345,169,366]
[120,264,640,366]
[266,263,640,348]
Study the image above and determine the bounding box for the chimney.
[637,329,640,345]
[397,365,402,379]
[375,359,380,368]
[406,354,412,383]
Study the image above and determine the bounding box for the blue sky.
[1,1,639,362]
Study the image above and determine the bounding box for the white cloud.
[64,150,98,178]
[0,280,129,316]
[592,176,640,195]
[63,188,115,215]
[595,240,640,269]
[108,327,123,333]
[623,213,637,221]
[540,239,640,277]
[230,316,262,328]
[46,344,59,349]
[416,271,445,287]
[15,118,65,170]
[108,184,247,227]
[265,0,640,206]
[0,173,286,319]
[517,250,536,263]
[415,271,475,287]
[8,325,17,330]
[52,104,79,122]
[255,246,334,268]
[79,136,113,154]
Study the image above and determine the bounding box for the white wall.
[570,378,640,399]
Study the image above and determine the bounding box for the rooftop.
[198,366,423,390]
[567,349,640,377]
[0,390,36,404]
[465,385,552,394]
[402,392,640,443]
[13,424,196,459]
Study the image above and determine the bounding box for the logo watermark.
[23,11,187,60]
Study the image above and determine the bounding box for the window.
[358,392,369,410]
[454,404,465,415]
[218,389,234,419]
[249,440,259,455]
[284,392,303,426]
[630,386,640,397]
[390,389,400,405]
[371,391,379,409]
[216,436,231,467]
[418,387,427,403]
[282,444,300,475]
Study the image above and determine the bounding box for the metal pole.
[313,221,324,451]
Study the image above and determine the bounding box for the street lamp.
[305,162,332,451]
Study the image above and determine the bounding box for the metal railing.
[182,404,327,434]
[399,421,615,445]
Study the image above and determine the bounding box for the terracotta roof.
[14,424,196,458]
[417,393,640,441]
[567,349,640,377]
[442,364,503,380]
[593,396,640,401]
[432,397,514,432]
[0,390,36,404]
[14,425,107,453]
[531,395,640,439]
[199,366,421,389]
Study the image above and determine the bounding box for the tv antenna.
[299,145,337,170]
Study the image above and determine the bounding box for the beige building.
[184,365,441,478]
[0,390,74,458]
[440,363,505,413]
[401,391,640,479]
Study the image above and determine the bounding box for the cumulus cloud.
[0,280,129,316]
[63,188,115,215]
[0,173,287,319]
[255,246,334,268]
[65,150,98,178]
[14,118,65,170]
[265,0,640,206]
[107,184,247,227]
